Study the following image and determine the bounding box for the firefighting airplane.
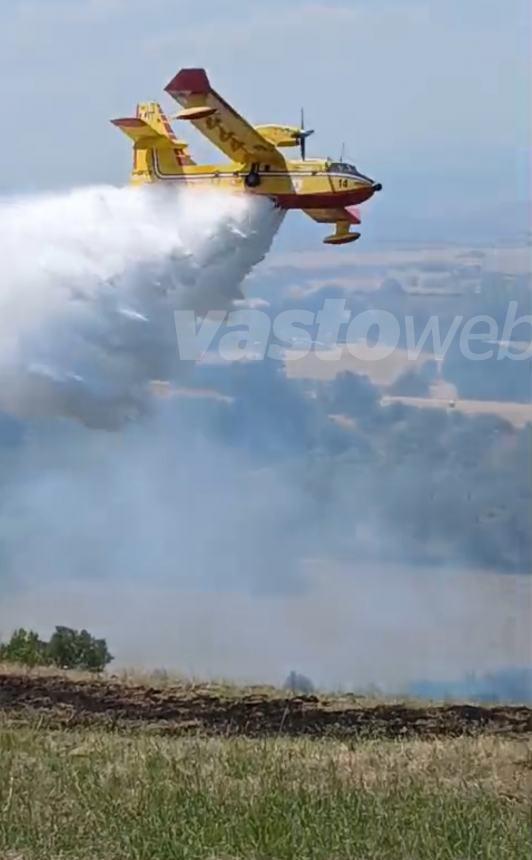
[112,68,382,245]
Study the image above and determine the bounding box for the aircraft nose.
[372,182,383,192]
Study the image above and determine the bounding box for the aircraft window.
[328,162,359,175]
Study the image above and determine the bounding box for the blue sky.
[1,0,529,241]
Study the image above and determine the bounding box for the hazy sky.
[1,0,529,237]
[0,0,530,685]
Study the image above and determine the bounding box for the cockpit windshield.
[327,162,359,175]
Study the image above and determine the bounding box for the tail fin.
[111,101,195,182]
[136,102,183,142]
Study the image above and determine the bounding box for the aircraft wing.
[165,68,285,166]
[303,206,362,225]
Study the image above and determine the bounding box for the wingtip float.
[112,67,382,246]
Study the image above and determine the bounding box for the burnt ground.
[1,671,531,738]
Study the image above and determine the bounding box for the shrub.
[284,671,315,695]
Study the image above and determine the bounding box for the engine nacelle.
[254,125,301,148]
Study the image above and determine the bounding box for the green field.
[1,724,530,860]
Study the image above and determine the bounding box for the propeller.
[296,108,314,160]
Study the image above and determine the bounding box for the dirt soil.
[1,671,531,738]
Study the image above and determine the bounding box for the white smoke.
[0,184,282,427]
[1,183,528,694]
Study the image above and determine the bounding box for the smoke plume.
[0,185,281,427]
[0,183,529,696]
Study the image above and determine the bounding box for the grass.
[1,723,530,860]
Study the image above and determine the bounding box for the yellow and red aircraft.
[112,68,382,245]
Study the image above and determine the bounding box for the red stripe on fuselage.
[273,188,374,210]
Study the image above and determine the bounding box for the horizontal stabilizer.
[112,99,196,176]
[111,117,165,143]
[112,102,190,151]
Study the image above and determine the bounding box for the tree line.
[0,626,113,672]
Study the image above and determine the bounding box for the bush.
[0,626,113,672]
[284,671,315,695]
